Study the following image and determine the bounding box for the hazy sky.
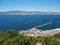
[0,0,60,12]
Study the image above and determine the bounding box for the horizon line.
[0,10,60,12]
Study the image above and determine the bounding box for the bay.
[0,14,60,31]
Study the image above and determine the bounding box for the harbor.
[19,22,60,37]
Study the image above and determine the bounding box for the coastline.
[19,28,60,37]
[0,11,60,15]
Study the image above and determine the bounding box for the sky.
[0,0,60,12]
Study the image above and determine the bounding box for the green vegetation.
[0,30,60,45]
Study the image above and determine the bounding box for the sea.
[0,14,60,31]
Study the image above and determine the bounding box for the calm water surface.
[0,14,60,31]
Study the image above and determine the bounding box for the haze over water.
[0,0,60,31]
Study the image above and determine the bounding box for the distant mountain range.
[0,11,60,15]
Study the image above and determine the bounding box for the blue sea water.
[0,14,60,31]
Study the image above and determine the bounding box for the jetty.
[19,22,60,37]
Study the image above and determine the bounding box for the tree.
[7,29,18,38]
[0,37,5,45]
[54,33,60,39]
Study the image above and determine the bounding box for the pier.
[34,22,53,29]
